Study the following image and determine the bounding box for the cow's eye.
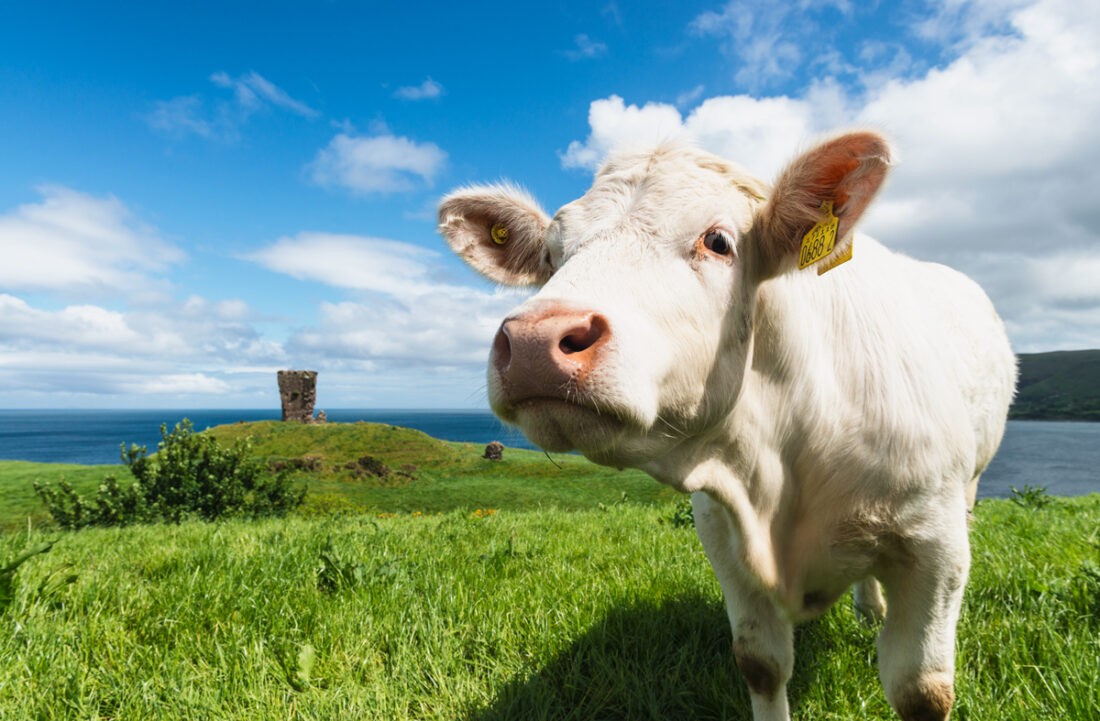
[702,229,733,256]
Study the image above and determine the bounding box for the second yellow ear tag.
[798,201,839,270]
[490,223,509,245]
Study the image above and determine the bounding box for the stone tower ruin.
[277,370,317,423]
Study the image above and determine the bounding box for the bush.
[1010,484,1053,510]
[35,420,305,529]
[356,455,389,477]
[665,497,695,529]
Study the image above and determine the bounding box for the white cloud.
[308,132,447,194]
[562,0,1100,351]
[689,1,809,88]
[145,96,216,139]
[913,0,1035,49]
[0,186,183,297]
[248,232,531,367]
[247,232,446,300]
[0,293,281,363]
[561,96,685,170]
[561,92,825,178]
[131,373,233,395]
[675,85,705,109]
[0,183,293,403]
[147,70,316,141]
[289,289,520,367]
[393,77,444,100]
[209,70,318,118]
[564,33,608,61]
[0,291,286,403]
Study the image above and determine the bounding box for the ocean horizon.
[1,410,1097,501]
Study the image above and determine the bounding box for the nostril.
[492,322,512,371]
[558,314,609,355]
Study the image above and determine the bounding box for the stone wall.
[277,370,317,423]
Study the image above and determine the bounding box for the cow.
[437,131,1016,721]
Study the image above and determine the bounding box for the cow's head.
[438,132,891,468]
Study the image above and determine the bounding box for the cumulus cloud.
[562,0,1100,351]
[561,96,685,170]
[0,186,183,298]
[393,77,444,100]
[0,293,282,364]
[146,70,316,141]
[308,132,447,194]
[0,291,286,403]
[0,185,287,402]
[561,92,827,178]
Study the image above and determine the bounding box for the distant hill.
[1011,349,1100,421]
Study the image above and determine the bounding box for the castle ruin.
[277,370,317,423]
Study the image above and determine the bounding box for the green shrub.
[1010,484,1054,510]
[665,497,695,528]
[34,420,304,529]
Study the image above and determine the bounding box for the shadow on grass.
[465,594,829,721]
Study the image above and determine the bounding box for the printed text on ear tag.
[490,223,509,245]
[798,200,839,270]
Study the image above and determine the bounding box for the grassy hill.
[1012,349,1100,421]
[0,420,678,531]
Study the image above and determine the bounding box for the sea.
[0,410,1097,500]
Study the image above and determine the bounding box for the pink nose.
[492,307,611,402]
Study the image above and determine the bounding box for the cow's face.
[439,133,890,468]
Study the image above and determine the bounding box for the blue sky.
[1,0,1097,409]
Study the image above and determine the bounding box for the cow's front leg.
[876,517,970,721]
[692,492,793,721]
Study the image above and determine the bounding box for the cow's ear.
[753,131,892,279]
[438,183,552,286]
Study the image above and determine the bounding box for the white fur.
[437,133,1016,721]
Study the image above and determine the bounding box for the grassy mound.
[0,420,679,530]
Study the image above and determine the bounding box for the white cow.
[438,131,1016,721]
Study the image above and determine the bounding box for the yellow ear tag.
[817,237,853,275]
[490,223,509,245]
[798,200,839,270]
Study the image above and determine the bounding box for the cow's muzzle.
[491,305,611,407]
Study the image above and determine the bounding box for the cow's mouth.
[498,395,636,458]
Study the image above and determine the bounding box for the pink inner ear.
[755,132,891,278]
[809,133,890,219]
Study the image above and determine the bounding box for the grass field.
[1,421,1098,719]
[2,495,1098,719]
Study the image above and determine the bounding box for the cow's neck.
[640,273,829,598]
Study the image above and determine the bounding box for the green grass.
[0,421,678,531]
[1,495,1097,720]
[2,421,1097,718]
[0,461,126,531]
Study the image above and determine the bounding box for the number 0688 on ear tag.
[798,201,839,270]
